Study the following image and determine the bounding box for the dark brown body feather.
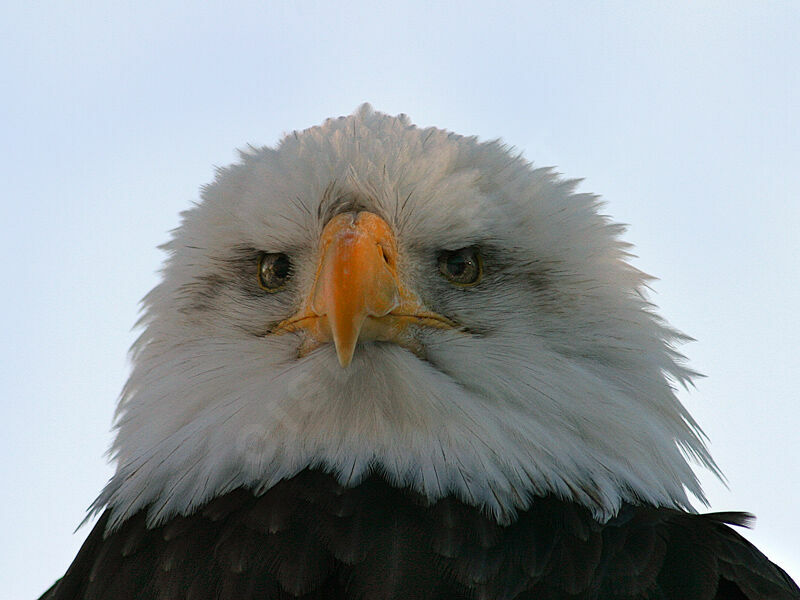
[41,470,799,600]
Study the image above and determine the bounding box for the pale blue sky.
[2,2,798,598]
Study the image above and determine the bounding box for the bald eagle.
[41,106,798,599]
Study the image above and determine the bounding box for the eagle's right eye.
[258,253,292,292]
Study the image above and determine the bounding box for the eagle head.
[96,105,718,530]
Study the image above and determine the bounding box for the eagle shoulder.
[42,470,800,600]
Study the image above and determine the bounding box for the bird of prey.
[40,105,799,599]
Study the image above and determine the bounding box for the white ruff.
[92,105,719,531]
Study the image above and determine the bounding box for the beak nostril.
[379,244,392,266]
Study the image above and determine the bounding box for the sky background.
[2,2,798,598]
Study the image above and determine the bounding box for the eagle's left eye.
[438,247,483,286]
[258,253,292,292]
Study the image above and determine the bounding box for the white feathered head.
[96,105,718,529]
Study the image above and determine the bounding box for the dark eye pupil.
[446,254,467,276]
[272,254,290,279]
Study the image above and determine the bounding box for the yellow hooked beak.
[273,211,455,367]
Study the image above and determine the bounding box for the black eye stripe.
[258,253,293,292]
[438,247,482,286]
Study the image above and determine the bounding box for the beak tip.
[337,352,354,368]
[334,342,356,368]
